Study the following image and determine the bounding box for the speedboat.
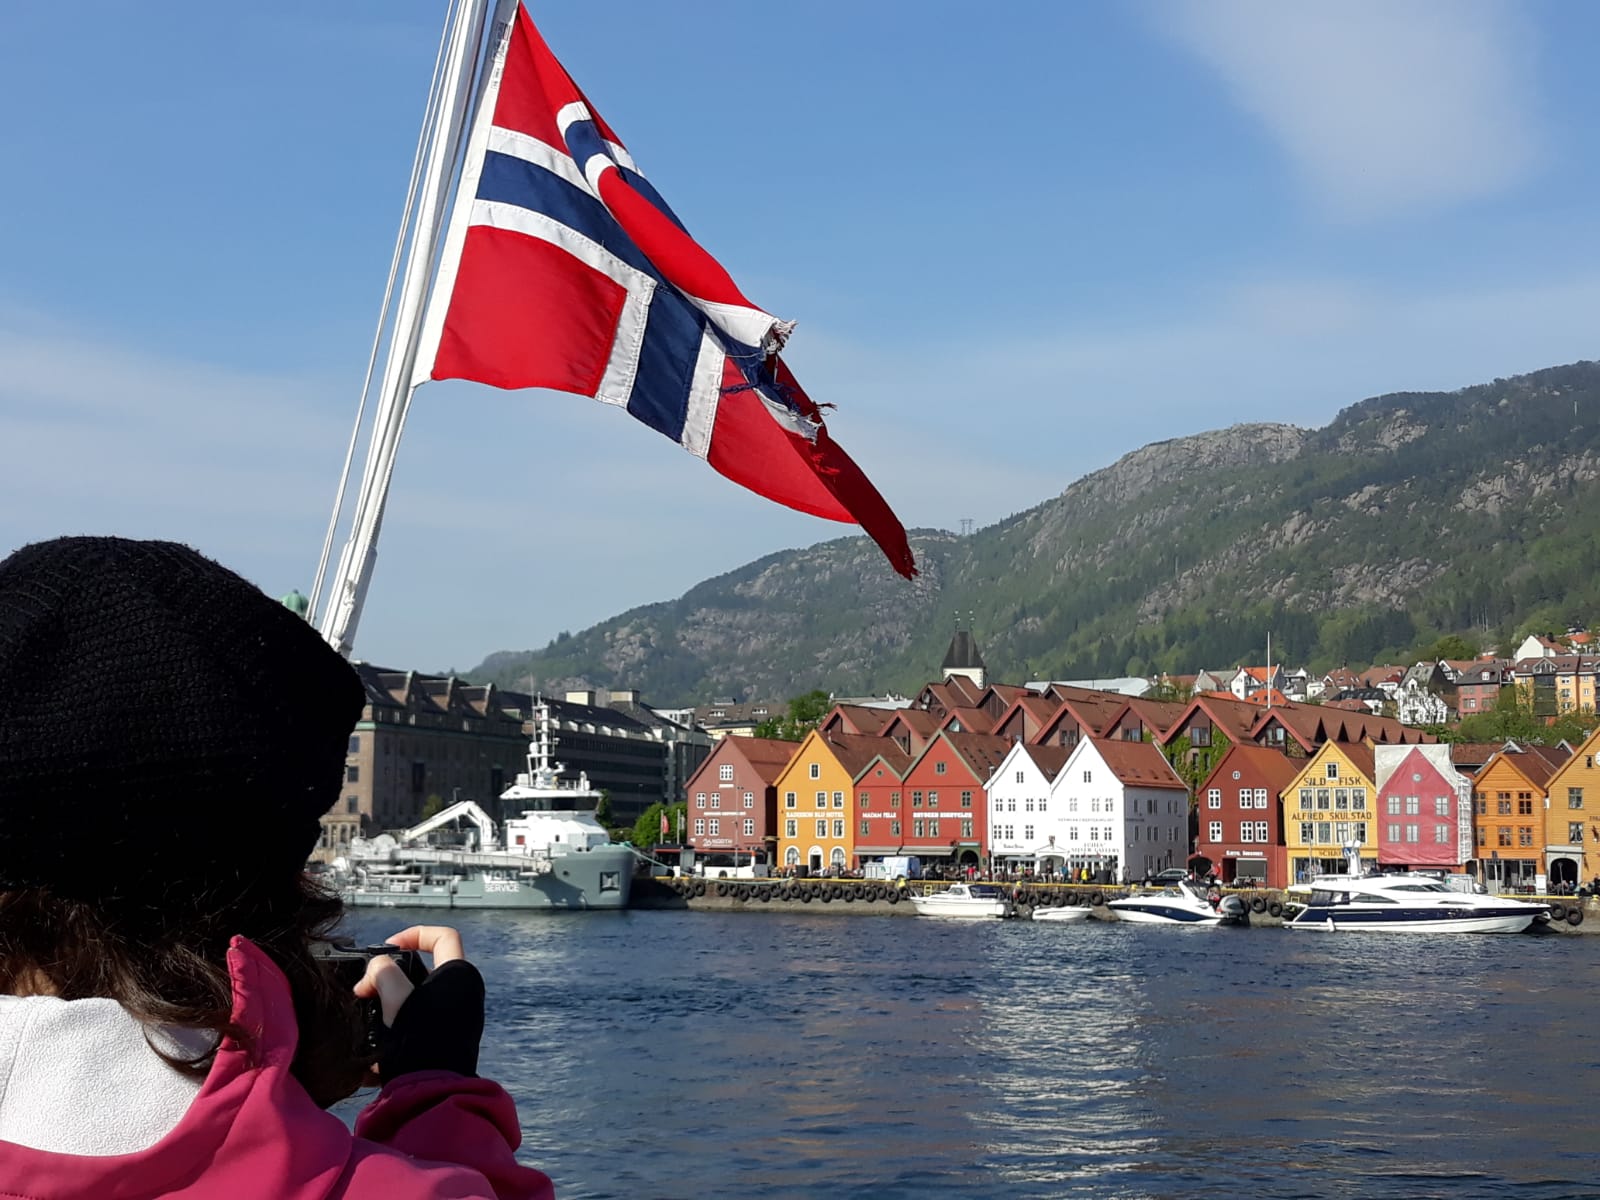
[910,882,1011,919]
[1285,872,1549,933]
[1107,880,1246,926]
[1031,904,1092,924]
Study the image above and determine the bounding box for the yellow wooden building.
[1542,728,1600,889]
[772,729,857,874]
[1281,741,1378,883]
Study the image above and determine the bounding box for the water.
[340,909,1600,1199]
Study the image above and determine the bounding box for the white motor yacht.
[910,882,1011,919]
[1285,873,1549,933]
[1107,880,1246,926]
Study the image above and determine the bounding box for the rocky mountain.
[470,361,1600,704]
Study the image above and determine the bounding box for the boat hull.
[1108,902,1222,926]
[1031,906,1092,924]
[910,898,1009,919]
[1288,906,1539,934]
[342,847,634,910]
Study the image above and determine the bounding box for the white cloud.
[1155,0,1543,220]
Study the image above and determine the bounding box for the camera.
[314,942,431,1054]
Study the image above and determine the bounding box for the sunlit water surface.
[341,909,1600,1200]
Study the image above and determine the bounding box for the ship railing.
[387,847,553,874]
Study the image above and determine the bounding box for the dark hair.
[0,874,370,1108]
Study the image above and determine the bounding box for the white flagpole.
[316,0,500,656]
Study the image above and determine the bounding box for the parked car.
[1147,868,1189,885]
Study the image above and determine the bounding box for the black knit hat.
[0,536,366,904]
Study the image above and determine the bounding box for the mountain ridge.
[469,360,1600,703]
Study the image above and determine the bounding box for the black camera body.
[316,943,431,1053]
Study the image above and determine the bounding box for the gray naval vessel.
[339,702,634,910]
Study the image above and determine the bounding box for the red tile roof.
[1091,737,1187,789]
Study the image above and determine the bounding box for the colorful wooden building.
[1193,744,1302,888]
[1281,741,1379,882]
[1371,744,1471,873]
[683,735,796,864]
[1470,744,1570,891]
[1540,729,1600,889]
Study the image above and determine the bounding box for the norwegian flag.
[415,4,915,578]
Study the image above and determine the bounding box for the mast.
[312,0,508,656]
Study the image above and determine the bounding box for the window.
[1326,762,1339,780]
[815,791,826,806]
[1091,798,1100,814]
[1016,770,1025,783]
[962,790,973,808]
[1208,821,1222,841]
[1334,789,1350,811]
[891,821,901,836]
[785,791,796,808]
[1008,798,1018,813]
[833,791,845,808]
[1238,789,1251,807]
[1387,796,1401,815]
[1476,827,1486,846]
[809,763,820,779]
[708,819,720,836]
[1571,821,1585,843]
[1254,789,1268,808]
[928,791,940,807]
[1090,827,1099,841]
[1037,795,1046,812]
[1024,825,1034,841]
[719,764,734,783]
[694,818,705,836]
[1316,821,1332,844]
[1404,796,1419,815]
[694,793,705,809]
[1240,823,1255,843]
[815,820,827,838]
[1517,798,1533,816]
[1405,824,1418,843]
[1301,821,1314,843]
[912,791,924,807]
[1498,828,1513,847]
[935,761,947,774]
[914,820,924,837]
[1498,799,1512,816]
[348,735,361,754]
[786,846,799,865]
[1299,787,1314,808]
[1254,821,1269,842]
[1475,795,1487,814]
[1434,796,1450,817]
[1518,826,1534,847]
[1191,726,1211,747]
[744,792,754,808]
[891,792,901,807]
[346,764,360,782]
[1070,827,1079,840]
[833,819,844,838]
[1570,787,1585,809]
[744,818,755,836]
[1208,788,1222,809]
[1083,770,1092,783]
[345,795,359,814]
[1387,823,1401,842]
[785,819,796,837]
[1434,825,1451,844]
[860,820,870,835]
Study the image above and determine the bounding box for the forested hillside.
[471,361,1600,704]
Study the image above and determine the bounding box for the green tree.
[1423,633,1479,662]
[419,793,446,820]
[593,791,621,837]
[629,801,686,847]
[1458,691,1544,743]
[1143,677,1189,703]
[753,689,832,741]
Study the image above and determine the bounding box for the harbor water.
[340,909,1600,1200]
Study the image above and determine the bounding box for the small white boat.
[910,882,1011,919]
[1031,904,1092,924]
[1285,872,1550,933]
[1107,880,1244,926]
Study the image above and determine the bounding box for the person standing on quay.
[0,536,553,1200]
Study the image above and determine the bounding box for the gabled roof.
[994,693,1063,736]
[1032,688,1130,742]
[940,705,995,734]
[1162,692,1265,746]
[821,704,897,736]
[812,732,909,780]
[1114,696,1191,737]
[928,730,1015,784]
[1478,743,1571,791]
[1242,688,1292,708]
[719,735,804,782]
[1448,742,1507,769]
[1198,743,1303,795]
[1320,739,1377,783]
[1087,737,1187,790]
[853,741,914,781]
[1019,743,1073,781]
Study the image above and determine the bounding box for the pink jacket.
[0,938,555,1200]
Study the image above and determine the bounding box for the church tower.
[940,621,987,689]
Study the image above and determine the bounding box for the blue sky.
[4,1,1599,674]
